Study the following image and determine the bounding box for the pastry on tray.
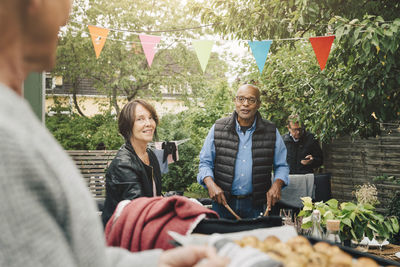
[234,235,379,267]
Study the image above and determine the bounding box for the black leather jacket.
[101,141,162,226]
[283,131,323,174]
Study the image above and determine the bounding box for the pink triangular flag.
[139,34,161,67]
[309,36,335,71]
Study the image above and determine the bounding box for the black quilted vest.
[213,111,276,205]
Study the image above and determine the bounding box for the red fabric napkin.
[104,196,218,251]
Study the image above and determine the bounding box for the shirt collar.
[235,116,257,133]
[289,132,299,142]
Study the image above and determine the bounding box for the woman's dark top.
[101,141,162,226]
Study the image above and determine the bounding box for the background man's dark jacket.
[283,131,323,174]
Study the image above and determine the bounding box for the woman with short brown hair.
[102,100,162,226]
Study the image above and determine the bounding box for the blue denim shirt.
[197,118,289,195]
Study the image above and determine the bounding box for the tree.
[157,81,234,192]
[46,81,234,192]
[53,0,228,116]
[193,1,400,40]
[194,1,400,141]
[231,41,318,134]
[46,112,123,150]
[309,16,400,140]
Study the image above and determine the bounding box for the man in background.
[0,0,225,266]
[283,114,323,174]
[197,84,289,219]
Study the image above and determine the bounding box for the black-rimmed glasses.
[289,127,303,133]
[235,96,257,105]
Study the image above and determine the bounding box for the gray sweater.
[0,84,161,266]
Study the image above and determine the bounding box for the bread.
[235,235,378,267]
[329,252,353,267]
[307,251,329,267]
[260,235,281,251]
[314,241,342,257]
[236,235,259,248]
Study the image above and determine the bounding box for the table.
[367,243,400,263]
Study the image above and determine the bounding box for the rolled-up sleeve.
[197,125,216,187]
[273,129,290,186]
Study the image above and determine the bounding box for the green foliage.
[46,81,233,193]
[157,82,234,192]
[298,197,340,229]
[194,0,400,41]
[185,183,209,199]
[231,16,400,142]
[46,112,123,150]
[388,193,400,244]
[374,174,400,185]
[233,41,317,134]
[196,1,400,142]
[157,112,197,192]
[183,82,235,151]
[308,16,400,140]
[299,197,399,243]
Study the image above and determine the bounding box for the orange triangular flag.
[309,36,335,71]
[88,25,110,59]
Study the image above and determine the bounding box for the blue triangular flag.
[248,40,273,74]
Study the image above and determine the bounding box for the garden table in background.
[367,243,400,263]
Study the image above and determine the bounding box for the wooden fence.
[68,150,117,199]
[323,122,400,208]
[67,122,400,209]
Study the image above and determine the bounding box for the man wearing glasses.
[197,84,289,219]
[283,114,323,174]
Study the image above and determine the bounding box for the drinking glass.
[280,209,294,226]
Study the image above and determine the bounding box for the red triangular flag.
[309,36,335,71]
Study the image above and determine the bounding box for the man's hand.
[266,179,285,213]
[300,154,313,165]
[159,245,229,267]
[203,177,227,205]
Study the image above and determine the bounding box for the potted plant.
[298,196,399,246]
[388,192,400,244]
[298,197,339,229]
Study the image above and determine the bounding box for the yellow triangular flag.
[88,25,109,59]
[192,40,214,73]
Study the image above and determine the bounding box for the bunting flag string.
[73,21,337,73]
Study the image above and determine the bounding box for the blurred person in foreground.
[0,0,226,266]
[283,114,323,174]
[197,84,289,219]
[102,100,163,226]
